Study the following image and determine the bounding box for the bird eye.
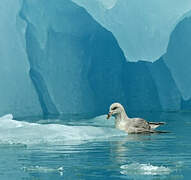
[112,107,117,110]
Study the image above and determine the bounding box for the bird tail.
[149,122,165,130]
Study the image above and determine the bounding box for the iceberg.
[122,59,181,111]
[0,0,42,118]
[164,14,191,101]
[72,0,191,61]
[146,58,181,111]
[20,0,127,117]
[0,0,190,118]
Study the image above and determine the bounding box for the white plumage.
[107,103,166,134]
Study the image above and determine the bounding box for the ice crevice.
[29,69,60,118]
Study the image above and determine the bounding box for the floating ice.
[120,163,171,176]
[22,165,64,176]
[0,114,13,120]
[0,114,126,145]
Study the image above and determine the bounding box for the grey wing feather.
[131,118,150,130]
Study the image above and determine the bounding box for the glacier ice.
[122,59,181,111]
[20,0,127,116]
[0,0,42,118]
[164,15,191,101]
[72,0,191,61]
[0,0,128,118]
[0,0,190,118]
[123,61,162,111]
[97,0,117,9]
[146,58,181,111]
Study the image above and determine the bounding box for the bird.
[107,103,166,134]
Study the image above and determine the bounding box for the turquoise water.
[0,112,191,180]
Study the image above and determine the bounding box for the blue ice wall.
[0,0,190,118]
[164,16,191,101]
[122,61,161,111]
[0,0,42,118]
[72,0,191,61]
[20,0,127,116]
[146,58,181,111]
[122,59,181,111]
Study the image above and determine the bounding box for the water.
[0,112,191,179]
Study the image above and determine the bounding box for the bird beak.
[107,112,112,119]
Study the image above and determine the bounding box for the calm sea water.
[0,112,191,180]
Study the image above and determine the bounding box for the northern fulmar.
[107,103,166,134]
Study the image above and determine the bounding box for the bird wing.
[130,118,150,130]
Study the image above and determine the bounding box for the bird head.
[107,103,124,119]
